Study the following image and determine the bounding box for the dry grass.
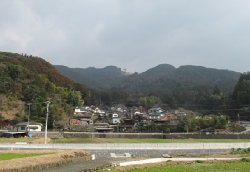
[109,153,248,172]
[0,150,91,172]
[30,137,52,144]
[0,137,51,144]
[0,100,25,120]
[112,159,242,172]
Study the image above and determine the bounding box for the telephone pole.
[27,103,32,133]
[44,101,51,144]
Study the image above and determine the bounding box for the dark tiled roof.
[16,121,42,126]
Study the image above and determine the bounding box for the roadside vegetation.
[231,148,250,155]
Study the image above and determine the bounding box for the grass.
[0,154,49,161]
[101,161,250,172]
[0,137,37,143]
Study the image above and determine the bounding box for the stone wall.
[63,132,162,139]
[27,131,250,139]
[163,133,250,139]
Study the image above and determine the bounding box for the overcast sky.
[1,0,250,73]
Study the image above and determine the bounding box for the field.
[0,150,91,171]
[104,160,250,172]
[0,153,48,161]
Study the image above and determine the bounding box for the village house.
[74,106,89,115]
[119,118,134,132]
[147,113,165,121]
[148,107,163,114]
[110,113,121,124]
[155,113,179,126]
[11,121,43,132]
[138,106,148,113]
[70,118,80,125]
[70,114,92,125]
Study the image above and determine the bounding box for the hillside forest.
[1,51,250,130]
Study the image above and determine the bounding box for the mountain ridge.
[54,63,241,94]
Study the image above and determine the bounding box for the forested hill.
[54,65,127,90]
[0,52,89,102]
[53,65,100,89]
[114,64,241,94]
[0,51,89,125]
[56,63,241,94]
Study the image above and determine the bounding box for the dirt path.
[36,158,129,172]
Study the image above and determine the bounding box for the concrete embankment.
[1,143,250,150]
[0,143,249,158]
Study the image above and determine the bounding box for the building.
[148,107,163,114]
[12,121,43,132]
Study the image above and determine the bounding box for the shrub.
[196,160,205,163]
[230,148,250,155]
[242,158,250,162]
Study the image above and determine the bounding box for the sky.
[1,0,250,74]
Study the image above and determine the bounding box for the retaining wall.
[14,132,250,139]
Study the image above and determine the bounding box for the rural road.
[36,158,129,172]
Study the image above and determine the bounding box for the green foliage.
[0,51,89,126]
[55,65,127,90]
[110,64,240,95]
[195,160,205,163]
[139,95,160,109]
[178,114,228,132]
[90,89,129,107]
[0,154,49,161]
[242,158,250,162]
[228,73,250,120]
[231,124,246,132]
[231,148,250,155]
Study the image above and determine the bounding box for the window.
[21,127,25,130]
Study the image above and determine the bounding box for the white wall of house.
[14,124,42,132]
[110,117,121,124]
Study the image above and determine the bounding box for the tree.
[179,113,196,132]
[213,84,222,95]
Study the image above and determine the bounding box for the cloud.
[1,0,250,73]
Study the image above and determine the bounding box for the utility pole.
[92,113,94,139]
[44,101,51,144]
[237,114,240,139]
[27,103,32,133]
